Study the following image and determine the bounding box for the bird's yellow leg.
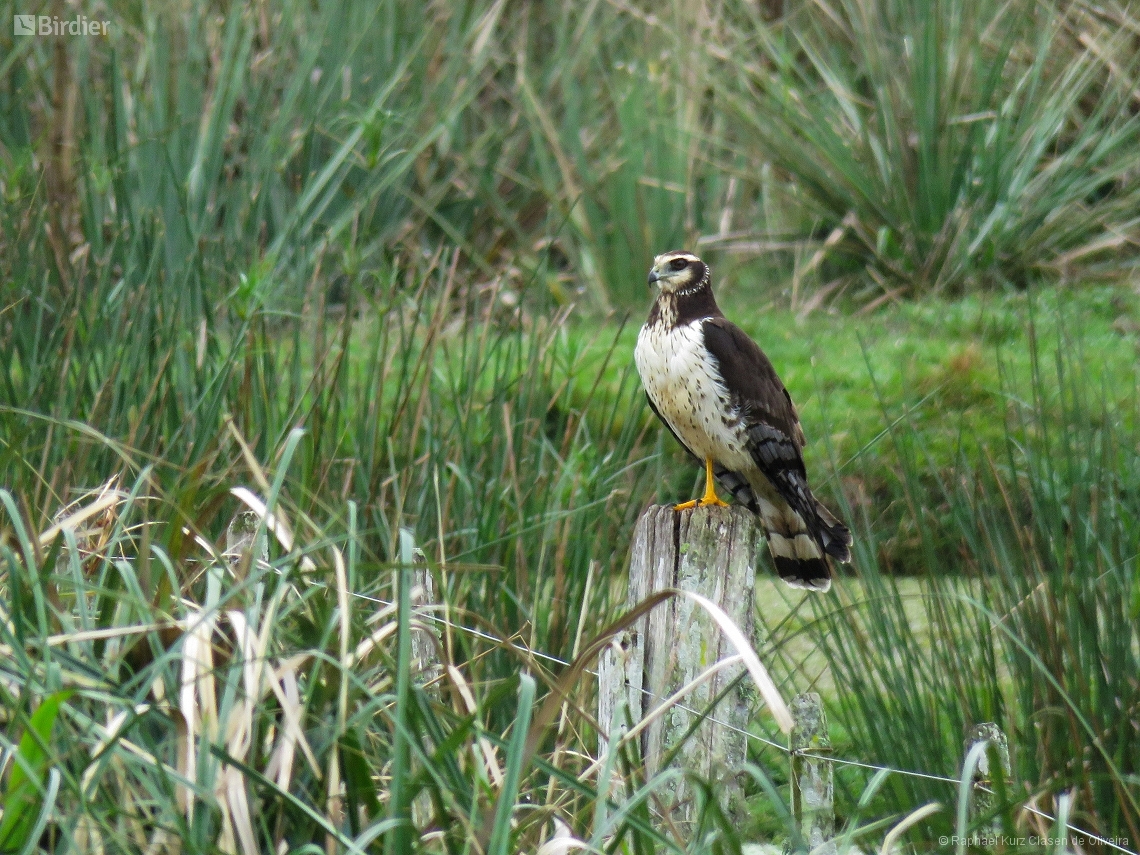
[673,457,729,510]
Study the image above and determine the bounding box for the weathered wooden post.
[598,504,765,824]
[964,723,1010,829]
[225,509,267,578]
[409,547,442,687]
[790,693,835,854]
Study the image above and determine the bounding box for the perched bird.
[634,250,852,591]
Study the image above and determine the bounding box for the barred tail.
[768,529,832,591]
[761,497,852,592]
[718,465,852,590]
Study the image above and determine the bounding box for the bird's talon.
[673,457,730,511]
[673,496,729,512]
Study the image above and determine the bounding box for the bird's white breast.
[635,319,754,471]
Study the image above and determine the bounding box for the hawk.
[634,250,852,591]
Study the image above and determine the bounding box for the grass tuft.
[711,0,1140,300]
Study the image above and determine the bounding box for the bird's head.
[647,251,708,295]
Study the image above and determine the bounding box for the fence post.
[964,723,1010,829]
[409,547,442,687]
[598,504,764,825]
[225,509,267,577]
[790,692,835,854]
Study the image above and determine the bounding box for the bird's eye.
[669,258,688,271]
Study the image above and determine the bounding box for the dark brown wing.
[702,317,853,568]
[700,317,820,522]
[700,318,805,447]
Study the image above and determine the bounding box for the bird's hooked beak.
[647,269,660,287]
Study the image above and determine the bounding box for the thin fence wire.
[341,585,1138,855]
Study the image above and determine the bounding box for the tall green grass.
[0,438,810,852]
[754,313,1140,843]
[7,329,1136,850]
[2,249,653,671]
[2,0,663,661]
[712,0,1140,300]
[6,0,1140,314]
[1,442,1060,852]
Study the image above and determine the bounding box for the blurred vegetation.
[715,0,1140,298]
[750,334,1140,846]
[1,0,1138,850]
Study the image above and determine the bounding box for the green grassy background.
[2,0,1139,851]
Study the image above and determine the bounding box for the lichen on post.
[790,692,835,854]
[964,722,1011,829]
